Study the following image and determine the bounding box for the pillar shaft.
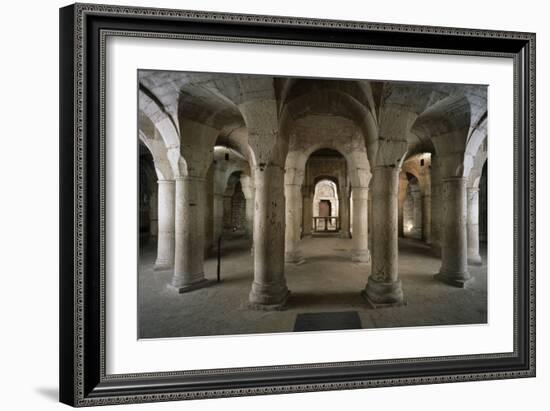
[367,193,373,245]
[363,166,404,305]
[467,187,482,265]
[154,180,175,270]
[398,173,408,237]
[170,176,209,292]
[435,176,471,287]
[203,169,214,257]
[339,189,351,238]
[249,165,289,307]
[149,189,158,239]
[285,184,304,263]
[212,193,224,245]
[240,175,255,238]
[410,187,423,239]
[302,187,313,237]
[351,186,370,263]
[422,193,431,243]
[430,160,443,256]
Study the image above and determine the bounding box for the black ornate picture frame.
[59,3,535,407]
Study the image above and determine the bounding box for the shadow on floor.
[402,272,440,285]
[301,254,351,264]
[286,291,365,309]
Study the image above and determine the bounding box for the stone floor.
[138,234,487,339]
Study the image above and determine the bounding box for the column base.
[285,251,305,264]
[434,271,472,288]
[467,254,483,266]
[340,232,351,239]
[153,260,173,271]
[248,281,289,310]
[351,249,370,263]
[168,277,212,293]
[431,245,442,258]
[361,290,407,309]
[363,278,404,306]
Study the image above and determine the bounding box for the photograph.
[137,70,488,339]
[57,2,536,406]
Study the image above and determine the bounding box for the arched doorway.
[303,148,349,237]
[313,179,339,232]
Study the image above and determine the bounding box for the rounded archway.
[304,148,350,237]
[313,179,339,232]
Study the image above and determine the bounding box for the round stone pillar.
[422,193,431,243]
[249,165,289,308]
[467,187,482,265]
[411,186,423,238]
[154,180,175,271]
[302,186,313,237]
[170,176,210,292]
[434,176,471,287]
[397,173,408,237]
[351,186,370,263]
[430,160,443,257]
[363,166,404,306]
[240,175,255,238]
[367,193,373,246]
[212,192,224,248]
[285,184,304,264]
[149,189,158,239]
[339,188,351,238]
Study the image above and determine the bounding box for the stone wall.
[230,183,246,229]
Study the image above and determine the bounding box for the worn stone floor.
[138,234,487,339]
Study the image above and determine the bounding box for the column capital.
[157,179,175,185]
[175,175,206,182]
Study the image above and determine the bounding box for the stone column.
[467,187,482,265]
[411,185,422,239]
[205,174,214,257]
[240,175,255,238]
[367,191,373,246]
[222,194,232,229]
[422,192,431,243]
[430,160,443,256]
[249,165,289,308]
[149,189,158,239]
[285,183,304,263]
[302,185,313,237]
[351,186,370,263]
[434,177,471,287]
[154,180,175,271]
[212,192,224,248]
[170,176,209,292]
[397,173,408,237]
[363,166,404,305]
[339,187,351,238]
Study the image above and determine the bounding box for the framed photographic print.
[59,2,536,407]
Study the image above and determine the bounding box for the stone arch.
[138,89,185,177]
[286,140,369,188]
[411,95,472,178]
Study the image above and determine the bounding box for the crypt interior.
[138,71,488,338]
